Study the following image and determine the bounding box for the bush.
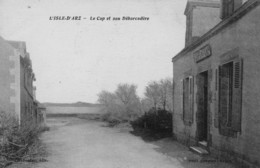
[100,111,129,127]
[0,111,47,167]
[97,84,143,126]
[131,108,172,133]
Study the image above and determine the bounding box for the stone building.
[172,0,260,167]
[0,36,36,126]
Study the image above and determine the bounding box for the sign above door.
[193,44,212,63]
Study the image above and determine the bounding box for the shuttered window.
[183,78,189,121]
[218,58,243,136]
[189,76,194,122]
[182,76,194,125]
[180,79,183,120]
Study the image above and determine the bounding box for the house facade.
[172,0,260,167]
[0,36,39,126]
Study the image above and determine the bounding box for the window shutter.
[219,66,228,125]
[183,78,190,123]
[231,58,243,132]
[214,68,219,128]
[181,79,184,120]
[195,74,200,123]
[189,76,194,123]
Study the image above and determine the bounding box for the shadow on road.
[129,128,237,168]
[130,127,172,142]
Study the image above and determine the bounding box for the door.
[197,71,208,142]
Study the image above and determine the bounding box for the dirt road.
[11,117,236,168]
[37,117,184,168]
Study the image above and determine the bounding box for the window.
[218,59,243,136]
[219,62,233,127]
[182,76,194,125]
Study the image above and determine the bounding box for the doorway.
[197,71,209,142]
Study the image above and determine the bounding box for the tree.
[140,98,153,113]
[159,78,173,111]
[97,90,117,107]
[115,83,142,119]
[143,78,173,112]
[97,83,142,122]
[166,80,174,112]
[144,81,161,109]
[115,84,138,105]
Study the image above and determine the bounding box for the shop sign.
[193,44,212,63]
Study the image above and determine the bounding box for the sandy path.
[9,117,236,168]
[35,117,183,168]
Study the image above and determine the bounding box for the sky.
[0,0,186,103]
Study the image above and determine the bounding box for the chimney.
[220,0,243,19]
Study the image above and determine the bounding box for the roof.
[173,0,260,62]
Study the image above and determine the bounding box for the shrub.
[131,108,172,133]
[100,111,129,127]
[0,111,47,167]
[97,84,143,126]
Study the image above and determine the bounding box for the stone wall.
[0,37,19,120]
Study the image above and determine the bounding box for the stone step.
[189,146,209,156]
[198,141,208,149]
[198,141,207,147]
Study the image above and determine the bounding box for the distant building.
[172,0,260,167]
[0,36,36,126]
[35,101,47,127]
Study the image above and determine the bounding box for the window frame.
[219,61,233,128]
